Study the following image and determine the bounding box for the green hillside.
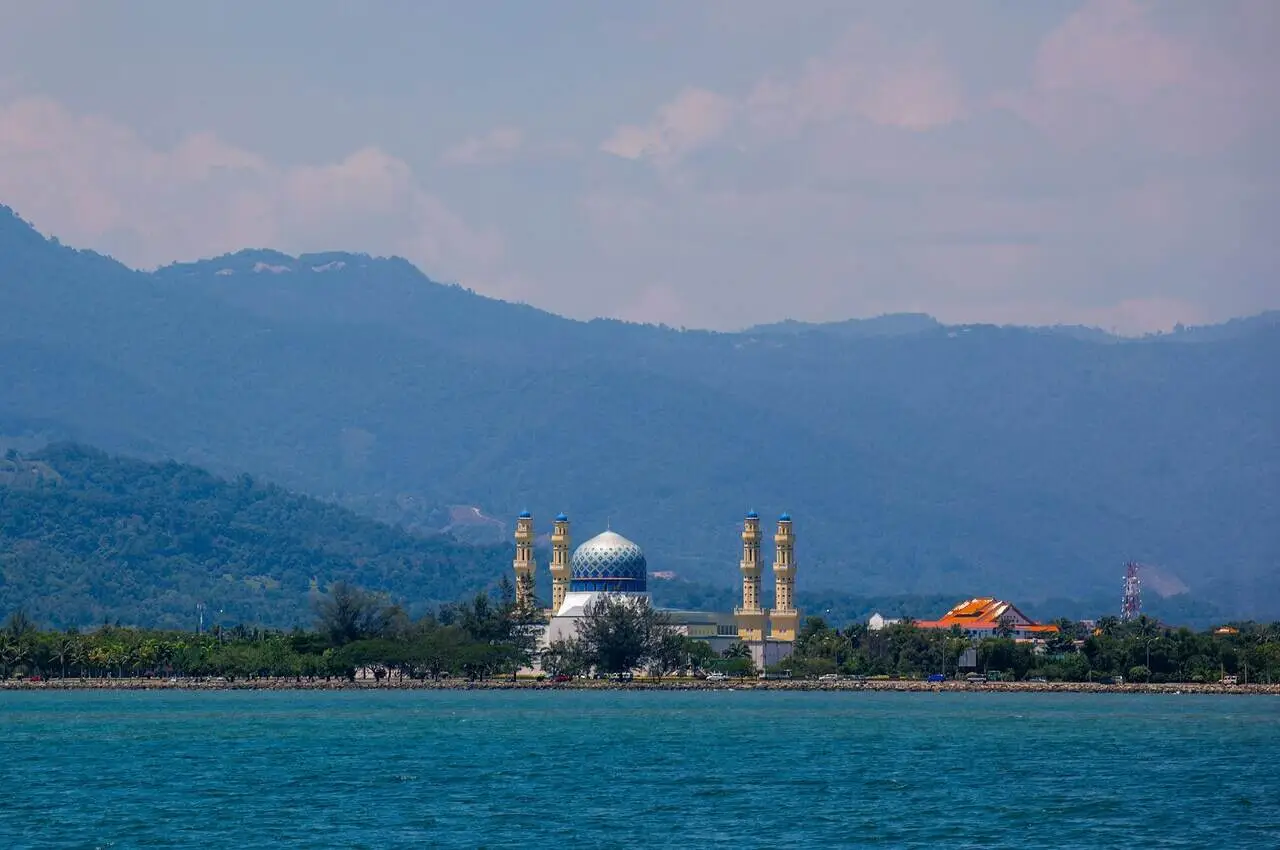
[0,444,513,629]
[1,204,1276,616]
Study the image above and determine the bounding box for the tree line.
[5,582,1278,684]
[783,614,1280,683]
[0,581,754,681]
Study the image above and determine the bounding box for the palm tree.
[0,635,29,678]
[52,636,80,679]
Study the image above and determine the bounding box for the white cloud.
[613,282,688,327]
[745,31,966,135]
[439,126,524,166]
[996,0,1273,153]
[600,87,735,163]
[0,95,501,277]
[601,28,966,168]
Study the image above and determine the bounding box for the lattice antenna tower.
[1121,562,1142,622]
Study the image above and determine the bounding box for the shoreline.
[3,678,1276,695]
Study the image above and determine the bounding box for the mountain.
[2,204,1277,617]
[0,444,1228,631]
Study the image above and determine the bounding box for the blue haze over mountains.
[1,204,1277,619]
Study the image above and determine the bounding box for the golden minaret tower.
[513,511,537,610]
[549,513,572,615]
[735,510,767,642]
[770,513,799,641]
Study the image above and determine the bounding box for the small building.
[867,612,901,631]
[915,597,1059,641]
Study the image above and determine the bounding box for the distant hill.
[0,444,513,629]
[1,204,1277,617]
[746,313,943,338]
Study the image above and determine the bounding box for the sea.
[2,690,1277,849]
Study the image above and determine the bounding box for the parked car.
[965,673,987,684]
[1221,675,1238,685]
[552,674,572,683]
[705,672,729,682]
[817,673,841,682]
[927,673,946,682]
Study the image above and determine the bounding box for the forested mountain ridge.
[1,205,1277,616]
[0,445,1230,630]
[0,444,513,629]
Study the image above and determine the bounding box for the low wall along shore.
[3,677,1277,695]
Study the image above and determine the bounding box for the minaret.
[770,513,799,641]
[513,511,537,610]
[549,513,572,615]
[735,510,767,642]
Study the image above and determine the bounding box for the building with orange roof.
[916,597,1059,641]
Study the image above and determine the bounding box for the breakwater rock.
[3,677,1277,695]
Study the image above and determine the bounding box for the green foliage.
[0,579,543,681]
[2,207,1276,615]
[781,617,1280,682]
[573,595,676,675]
[0,444,514,628]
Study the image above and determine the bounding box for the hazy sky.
[1,0,1275,332]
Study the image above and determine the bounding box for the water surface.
[3,691,1276,848]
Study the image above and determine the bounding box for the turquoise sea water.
[2,691,1277,849]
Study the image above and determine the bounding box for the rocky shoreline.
[3,677,1276,695]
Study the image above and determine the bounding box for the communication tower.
[1121,562,1142,622]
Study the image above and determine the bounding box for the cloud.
[439,126,524,166]
[601,28,966,168]
[613,282,689,327]
[997,0,1273,153]
[0,95,501,277]
[745,31,966,135]
[600,87,736,163]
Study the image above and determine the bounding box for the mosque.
[512,510,799,670]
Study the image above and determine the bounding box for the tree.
[575,595,674,675]
[313,582,392,646]
[649,632,693,679]
[541,638,590,678]
[684,638,717,673]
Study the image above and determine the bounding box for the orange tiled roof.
[915,596,1059,633]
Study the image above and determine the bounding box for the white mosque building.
[512,510,799,670]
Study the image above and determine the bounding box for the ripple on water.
[1,691,1277,849]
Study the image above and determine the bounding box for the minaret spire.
[735,510,767,643]
[513,511,537,610]
[549,513,572,615]
[770,513,799,641]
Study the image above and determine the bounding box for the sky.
[0,0,1276,332]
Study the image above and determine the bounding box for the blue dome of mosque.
[570,530,647,593]
[555,512,569,522]
[779,512,792,522]
[746,510,759,519]
[518,510,532,519]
